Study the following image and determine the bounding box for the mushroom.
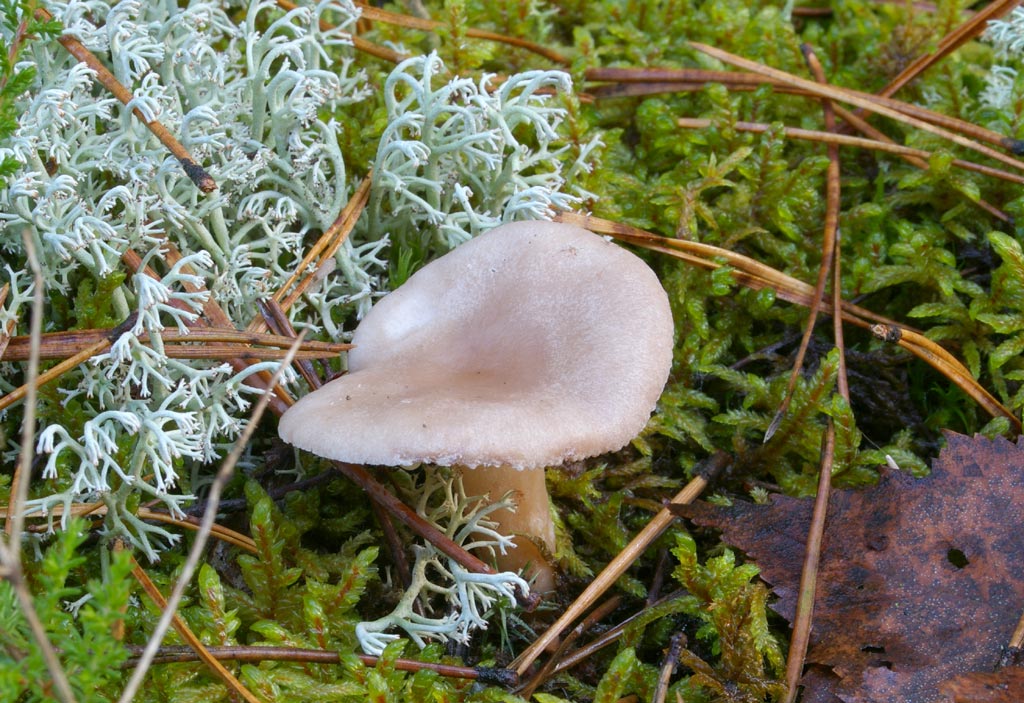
[279,220,673,593]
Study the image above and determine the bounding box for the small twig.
[511,452,728,676]
[1,327,349,361]
[331,461,514,585]
[33,9,215,192]
[516,595,622,699]
[782,422,835,703]
[548,589,687,676]
[121,644,517,685]
[0,339,111,413]
[651,632,687,703]
[116,335,304,703]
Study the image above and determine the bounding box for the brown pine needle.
[767,45,846,442]
[783,422,836,703]
[591,64,1020,156]
[675,118,1024,186]
[274,0,409,62]
[129,558,262,703]
[870,324,1021,432]
[516,596,622,699]
[256,298,327,392]
[160,243,295,414]
[352,2,569,64]
[33,9,215,192]
[2,327,349,361]
[689,42,1024,174]
[547,589,685,677]
[561,213,1019,431]
[511,453,727,676]
[137,509,258,554]
[877,0,1021,122]
[3,501,258,554]
[253,172,373,335]
[0,339,110,413]
[350,32,408,63]
[121,645,517,685]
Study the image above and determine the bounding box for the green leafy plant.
[0,519,132,702]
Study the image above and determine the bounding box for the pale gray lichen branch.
[1,0,371,556]
[355,467,529,656]
[981,9,1024,112]
[364,51,599,251]
[1,0,593,647]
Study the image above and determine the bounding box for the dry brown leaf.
[675,431,1024,703]
[938,667,1024,702]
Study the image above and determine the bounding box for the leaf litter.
[675,431,1024,702]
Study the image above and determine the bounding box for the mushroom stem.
[458,465,556,594]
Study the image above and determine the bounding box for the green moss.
[9,0,1024,699]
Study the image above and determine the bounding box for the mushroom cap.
[279,220,674,469]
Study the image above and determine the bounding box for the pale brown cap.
[279,220,674,469]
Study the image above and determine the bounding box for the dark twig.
[34,9,215,192]
[767,43,841,441]
[122,644,518,685]
[516,595,622,699]
[116,336,304,703]
[511,452,728,676]
[652,632,687,703]
[783,424,836,703]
